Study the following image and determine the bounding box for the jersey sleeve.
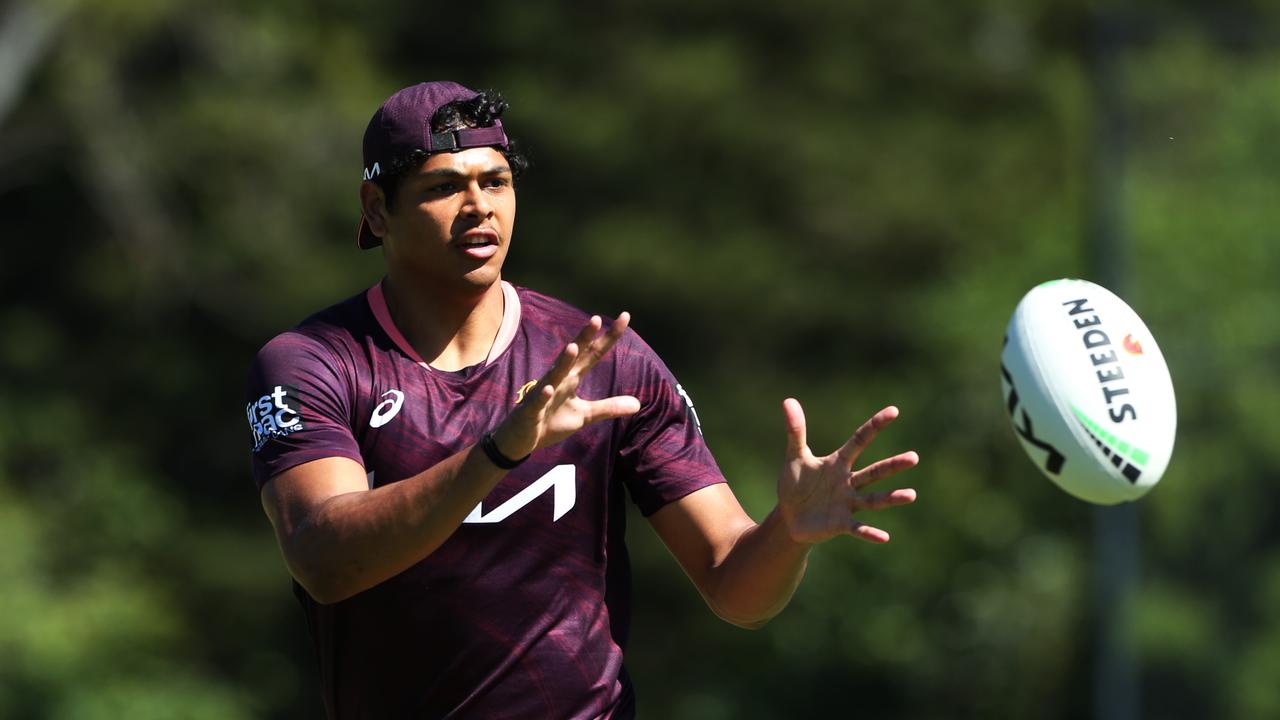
[245,332,364,489]
[616,335,726,516]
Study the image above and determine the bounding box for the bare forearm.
[705,507,812,628]
[264,314,640,605]
[283,446,506,603]
[655,401,918,629]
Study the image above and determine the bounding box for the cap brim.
[356,214,381,249]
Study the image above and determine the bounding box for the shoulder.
[255,291,372,359]
[249,290,375,388]
[513,286,593,334]
[512,285,656,357]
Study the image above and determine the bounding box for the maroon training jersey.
[245,280,725,719]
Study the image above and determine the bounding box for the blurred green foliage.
[2,0,1279,717]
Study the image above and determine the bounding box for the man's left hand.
[776,399,919,545]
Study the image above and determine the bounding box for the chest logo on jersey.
[370,389,405,428]
[247,385,304,452]
[515,379,538,405]
[463,464,576,524]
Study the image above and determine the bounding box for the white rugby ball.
[1001,279,1176,504]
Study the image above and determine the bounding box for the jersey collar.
[366,280,522,370]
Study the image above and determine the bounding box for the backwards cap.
[356,81,510,249]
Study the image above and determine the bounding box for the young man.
[246,80,919,719]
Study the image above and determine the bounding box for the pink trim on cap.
[366,280,522,370]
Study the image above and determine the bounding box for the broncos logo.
[515,380,538,405]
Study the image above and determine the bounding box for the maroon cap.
[356,81,510,249]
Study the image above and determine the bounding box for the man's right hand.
[490,313,641,460]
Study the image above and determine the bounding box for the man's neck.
[382,273,505,372]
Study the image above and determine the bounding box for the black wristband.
[480,432,529,470]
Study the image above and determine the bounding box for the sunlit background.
[2,1,1278,717]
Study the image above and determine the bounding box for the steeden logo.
[370,389,405,428]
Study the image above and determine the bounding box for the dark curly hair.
[373,89,529,211]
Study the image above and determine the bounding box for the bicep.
[647,483,756,593]
[260,456,369,540]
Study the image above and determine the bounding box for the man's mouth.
[457,228,498,245]
[456,229,499,258]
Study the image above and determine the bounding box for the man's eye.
[430,183,458,194]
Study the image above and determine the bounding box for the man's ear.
[359,181,390,238]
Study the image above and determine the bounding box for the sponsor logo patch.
[247,385,305,452]
[463,465,576,524]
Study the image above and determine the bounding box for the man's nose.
[462,181,493,217]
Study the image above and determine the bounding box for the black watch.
[480,432,530,469]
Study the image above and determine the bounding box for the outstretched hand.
[777,399,919,545]
[491,313,641,460]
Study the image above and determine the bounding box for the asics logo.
[370,389,405,428]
